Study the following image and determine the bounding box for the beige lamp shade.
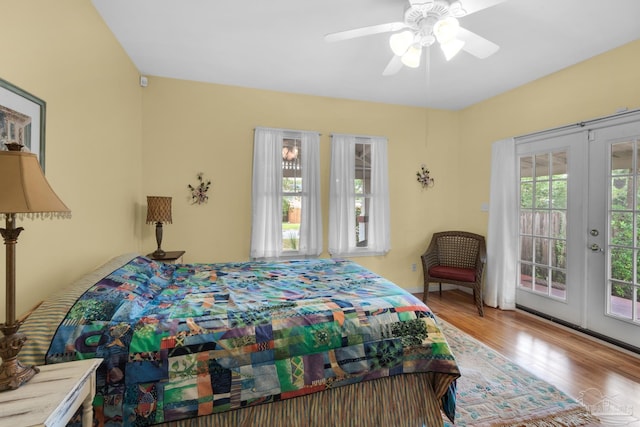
[146,196,172,224]
[0,149,70,392]
[0,151,71,218]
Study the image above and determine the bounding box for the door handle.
[589,243,603,252]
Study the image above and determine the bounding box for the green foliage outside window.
[610,175,635,300]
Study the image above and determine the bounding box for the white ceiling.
[92,0,640,111]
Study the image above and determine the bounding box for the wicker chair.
[421,231,487,316]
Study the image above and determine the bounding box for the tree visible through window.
[518,151,568,300]
[282,137,302,251]
[355,142,371,247]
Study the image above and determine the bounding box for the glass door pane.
[608,140,640,321]
[519,151,568,300]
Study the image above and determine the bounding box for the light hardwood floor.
[420,290,640,427]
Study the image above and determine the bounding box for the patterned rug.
[440,320,601,427]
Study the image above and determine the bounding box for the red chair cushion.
[429,266,476,282]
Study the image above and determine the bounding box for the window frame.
[329,134,390,257]
[251,127,322,260]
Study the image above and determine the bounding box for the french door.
[586,118,640,347]
[515,111,640,348]
[516,130,587,326]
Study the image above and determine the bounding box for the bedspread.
[46,256,459,426]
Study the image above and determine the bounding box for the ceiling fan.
[324,0,505,76]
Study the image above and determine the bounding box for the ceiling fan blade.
[324,22,407,42]
[458,26,499,59]
[382,55,404,76]
[458,0,508,16]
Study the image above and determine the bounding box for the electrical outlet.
[411,263,416,272]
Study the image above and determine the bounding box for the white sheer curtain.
[329,134,390,256]
[298,132,322,256]
[329,134,356,255]
[368,136,391,254]
[485,138,517,310]
[251,128,283,259]
[250,127,321,259]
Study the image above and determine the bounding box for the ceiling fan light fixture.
[448,1,467,17]
[389,30,415,56]
[433,17,460,43]
[440,38,465,60]
[324,0,501,76]
[401,45,422,68]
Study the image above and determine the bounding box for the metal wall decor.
[188,173,211,205]
[416,164,434,188]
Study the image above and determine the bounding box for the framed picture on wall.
[0,78,46,171]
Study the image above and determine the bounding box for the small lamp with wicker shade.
[0,145,71,391]
[146,196,172,258]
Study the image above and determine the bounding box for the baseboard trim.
[516,304,640,356]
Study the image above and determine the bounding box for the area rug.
[439,319,600,427]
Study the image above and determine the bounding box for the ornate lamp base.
[0,322,39,391]
[153,221,166,258]
[152,248,166,258]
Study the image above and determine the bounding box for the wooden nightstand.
[0,358,101,427]
[147,250,185,264]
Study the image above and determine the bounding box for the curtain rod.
[330,133,387,140]
[254,126,321,136]
[515,108,640,141]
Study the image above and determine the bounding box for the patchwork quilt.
[46,256,459,426]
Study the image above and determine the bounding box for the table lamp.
[0,146,71,391]
[146,196,172,258]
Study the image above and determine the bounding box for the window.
[329,134,390,256]
[282,137,302,251]
[608,140,640,321]
[354,143,371,247]
[518,151,568,300]
[251,127,321,259]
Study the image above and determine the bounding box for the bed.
[20,254,460,427]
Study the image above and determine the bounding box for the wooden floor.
[420,290,640,426]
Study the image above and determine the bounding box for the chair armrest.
[475,241,487,281]
[478,243,487,265]
[421,240,439,274]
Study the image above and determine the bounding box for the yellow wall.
[3,0,640,322]
[458,40,640,234]
[0,0,143,319]
[141,78,460,289]
[140,40,640,292]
